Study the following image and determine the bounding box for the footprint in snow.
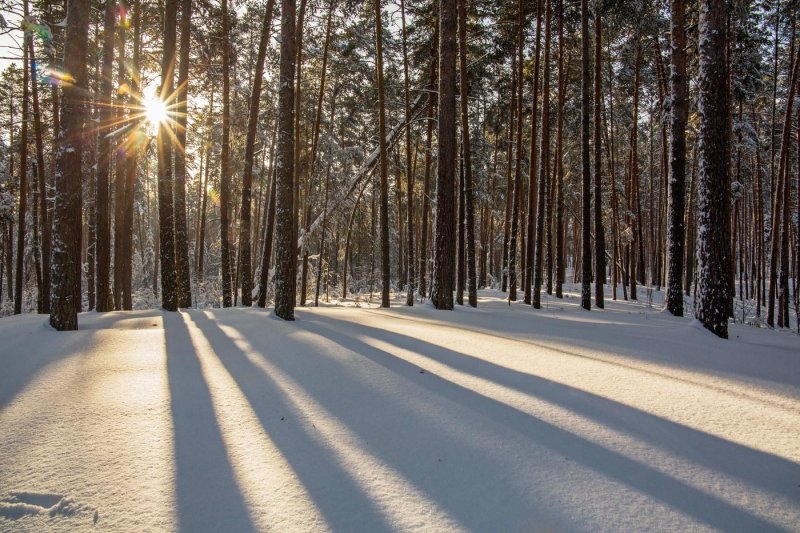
[0,491,96,523]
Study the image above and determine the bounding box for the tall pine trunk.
[173,0,193,308]
[458,0,477,307]
[50,0,89,330]
[593,7,605,308]
[220,0,233,307]
[579,0,592,310]
[95,0,115,312]
[274,0,297,320]
[374,0,391,308]
[533,0,551,310]
[695,0,730,338]
[666,0,687,316]
[431,0,457,310]
[157,0,178,311]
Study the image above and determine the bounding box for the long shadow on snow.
[364,306,800,393]
[205,310,785,532]
[186,311,394,532]
[190,311,543,532]
[321,317,800,505]
[163,312,257,533]
[294,317,788,533]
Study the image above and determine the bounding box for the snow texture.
[0,288,798,532]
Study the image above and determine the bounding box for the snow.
[1,288,798,531]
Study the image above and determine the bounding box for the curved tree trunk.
[239,0,276,307]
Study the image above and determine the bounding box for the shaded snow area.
[1,289,799,532]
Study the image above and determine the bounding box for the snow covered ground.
[1,287,798,532]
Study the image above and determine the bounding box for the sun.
[144,95,168,128]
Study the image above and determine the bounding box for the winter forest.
[0,0,799,530]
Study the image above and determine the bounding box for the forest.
[2,0,800,529]
[0,0,798,339]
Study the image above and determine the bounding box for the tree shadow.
[364,305,800,391]
[163,312,256,533]
[185,310,394,532]
[312,316,800,504]
[204,311,787,532]
[297,317,788,532]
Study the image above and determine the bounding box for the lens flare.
[144,96,168,128]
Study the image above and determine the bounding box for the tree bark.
[374,0,391,308]
[274,0,297,320]
[50,0,89,330]
[157,0,178,311]
[695,0,730,338]
[533,0,551,309]
[220,0,233,307]
[431,0,457,310]
[458,0,477,307]
[593,6,605,308]
[666,0,687,316]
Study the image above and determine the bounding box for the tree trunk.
[50,0,89,330]
[157,0,178,311]
[274,0,297,320]
[593,6,605,308]
[172,0,193,308]
[94,0,115,312]
[458,0,477,307]
[533,0,551,309]
[27,38,50,314]
[402,0,416,306]
[580,0,592,310]
[239,0,276,307]
[695,0,730,338]
[220,0,233,307]
[431,0,457,310]
[665,0,687,316]
[374,0,391,308]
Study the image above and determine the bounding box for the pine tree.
[50,0,90,330]
[174,0,193,308]
[695,0,730,338]
[274,0,297,320]
[431,0,457,310]
[666,0,687,316]
[374,0,391,308]
[157,0,179,312]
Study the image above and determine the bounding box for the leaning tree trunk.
[694,0,730,338]
[240,0,276,307]
[274,0,297,320]
[431,0,457,310]
[50,0,89,330]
